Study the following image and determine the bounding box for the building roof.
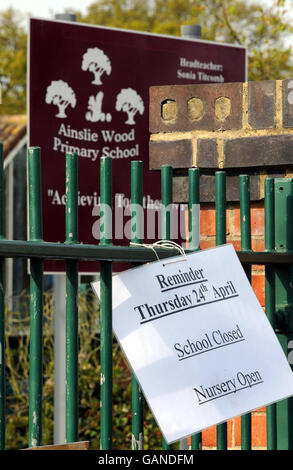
[0,115,27,159]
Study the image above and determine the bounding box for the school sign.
[28,18,246,272]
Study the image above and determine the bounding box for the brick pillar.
[149,78,293,449]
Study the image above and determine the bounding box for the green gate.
[0,144,292,450]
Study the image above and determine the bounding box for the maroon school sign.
[28,18,246,273]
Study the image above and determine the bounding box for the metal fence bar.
[0,239,179,262]
[215,171,228,450]
[191,433,201,452]
[264,178,277,450]
[188,167,202,451]
[131,160,144,450]
[99,156,113,450]
[215,172,226,246]
[2,143,292,450]
[65,152,79,442]
[28,147,44,447]
[161,165,173,451]
[0,238,290,265]
[0,143,5,450]
[239,174,252,450]
[274,178,293,449]
[188,168,200,251]
[161,165,173,242]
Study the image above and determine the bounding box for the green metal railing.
[28,147,43,447]
[215,171,227,450]
[0,145,292,450]
[131,160,144,451]
[65,152,79,443]
[265,178,276,450]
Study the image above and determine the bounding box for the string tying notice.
[130,240,187,266]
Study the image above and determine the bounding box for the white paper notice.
[92,244,293,444]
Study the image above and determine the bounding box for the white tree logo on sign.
[81,47,112,85]
[115,88,145,125]
[45,50,145,126]
[45,80,76,118]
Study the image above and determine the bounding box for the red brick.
[252,414,267,448]
[251,272,265,306]
[191,413,267,449]
[228,239,241,251]
[149,83,243,133]
[227,420,233,448]
[200,239,215,250]
[254,406,266,413]
[197,139,218,168]
[231,207,241,237]
[200,207,216,236]
[211,414,266,449]
[203,421,235,449]
[248,81,276,129]
[283,78,293,127]
[173,174,262,203]
[202,425,217,448]
[223,135,293,168]
[251,206,265,236]
[252,263,265,273]
[251,238,265,252]
[232,206,265,238]
[149,139,193,170]
[233,416,241,447]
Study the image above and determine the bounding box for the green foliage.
[1,1,293,112]
[4,288,162,450]
[79,0,293,81]
[196,0,293,81]
[77,0,199,36]
[0,8,27,114]
[77,0,151,32]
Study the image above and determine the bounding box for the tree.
[1,1,293,116]
[45,80,76,118]
[115,88,144,125]
[82,47,112,85]
[79,0,293,81]
[195,0,293,81]
[76,0,151,32]
[0,8,27,114]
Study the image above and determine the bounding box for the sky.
[0,0,93,20]
[1,0,291,30]
[0,0,277,19]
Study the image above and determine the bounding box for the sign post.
[51,12,77,446]
[28,18,247,273]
